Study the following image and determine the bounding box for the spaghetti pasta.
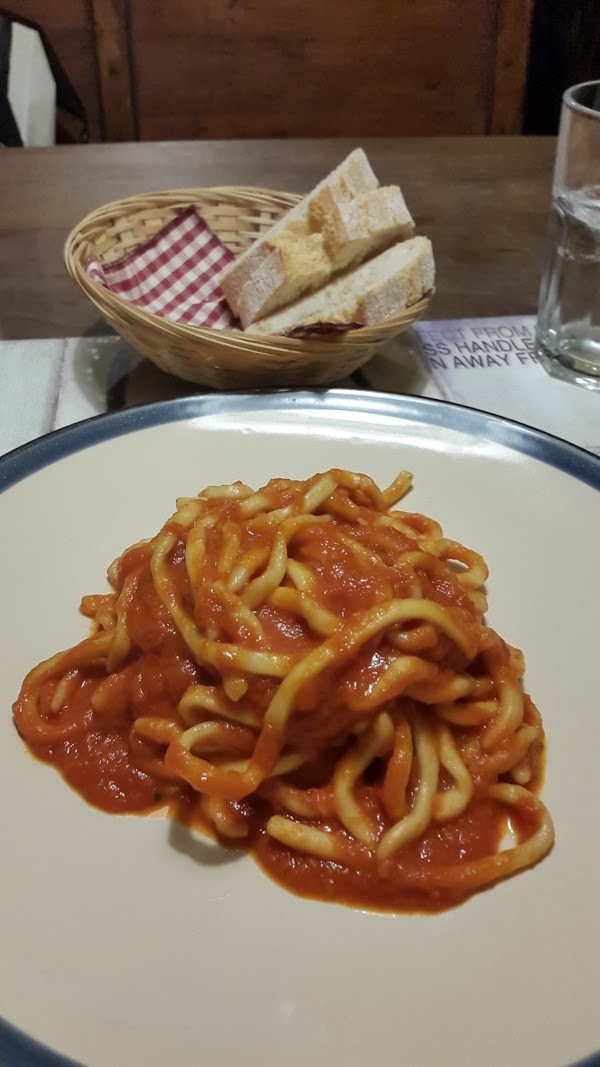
[13,469,554,912]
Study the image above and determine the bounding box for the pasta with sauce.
[13,469,554,912]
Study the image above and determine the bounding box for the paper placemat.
[1,316,598,461]
[360,316,600,455]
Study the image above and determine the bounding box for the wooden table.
[0,137,555,340]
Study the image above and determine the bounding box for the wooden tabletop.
[0,137,555,340]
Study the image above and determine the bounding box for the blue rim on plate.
[1,388,599,1067]
[1,388,600,496]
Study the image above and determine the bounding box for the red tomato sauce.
[14,484,546,914]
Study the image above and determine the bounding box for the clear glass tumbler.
[536,81,600,390]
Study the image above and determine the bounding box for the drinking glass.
[536,80,600,390]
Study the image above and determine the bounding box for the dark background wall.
[2,0,600,143]
[0,0,535,142]
[524,0,600,133]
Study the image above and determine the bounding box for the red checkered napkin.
[85,206,239,329]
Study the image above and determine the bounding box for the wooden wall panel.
[129,0,499,140]
[3,0,101,140]
[5,0,536,141]
[89,0,136,141]
[490,0,535,133]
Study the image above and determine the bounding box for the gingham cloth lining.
[85,206,239,329]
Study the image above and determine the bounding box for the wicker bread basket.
[65,187,432,389]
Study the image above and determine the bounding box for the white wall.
[7,22,56,146]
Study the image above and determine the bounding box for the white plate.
[1,390,599,1067]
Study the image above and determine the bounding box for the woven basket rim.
[65,185,303,247]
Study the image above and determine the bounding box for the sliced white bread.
[245,236,434,337]
[219,148,414,327]
[311,185,414,270]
